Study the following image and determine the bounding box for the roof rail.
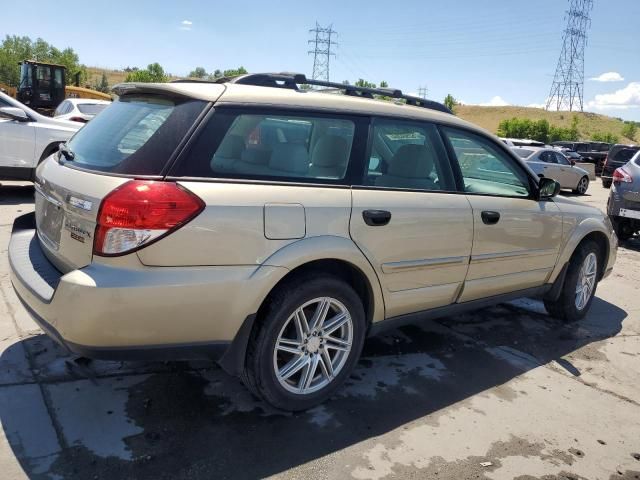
[214,72,453,114]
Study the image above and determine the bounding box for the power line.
[308,22,337,82]
[546,0,593,112]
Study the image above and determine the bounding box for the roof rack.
[172,72,452,114]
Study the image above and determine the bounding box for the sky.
[1,0,639,120]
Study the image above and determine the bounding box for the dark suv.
[602,145,640,188]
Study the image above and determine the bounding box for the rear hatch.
[34,89,213,272]
[607,147,640,172]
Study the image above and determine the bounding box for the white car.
[53,98,110,123]
[0,91,80,181]
[513,147,590,195]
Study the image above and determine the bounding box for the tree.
[94,72,109,93]
[188,67,207,78]
[125,62,168,83]
[379,80,388,88]
[622,122,637,141]
[0,35,87,86]
[355,78,376,88]
[443,94,458,111]
[222,66,247,78]
[591,132,619,143]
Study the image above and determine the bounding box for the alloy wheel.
[273,297,353,395]
[575,252,597,310]
[577,177,589,194]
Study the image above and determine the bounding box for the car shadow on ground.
[0,296,627,479]
[0,184,34,205]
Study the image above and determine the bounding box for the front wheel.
[544,241,600,322]
[242,275,365,411]
[573,176,589,195]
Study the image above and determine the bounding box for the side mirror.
[570,159,576,166]
[0,107,29,122]
[538,177,561,199]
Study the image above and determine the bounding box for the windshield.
[77,103,109,116]
[66,95,206,175]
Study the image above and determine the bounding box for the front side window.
[443,127,531,197]
[174,111,356,182]
[555,152,570,165]
[363,119,455,191]
[539,151,558,164]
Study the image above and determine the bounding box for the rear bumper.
[9,213,282,365]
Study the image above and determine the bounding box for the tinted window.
[174,111,356,182]
[363,119,455,191]
[443,127,530,197]
[612,148,640,163]
[539,151,557,163]
[555,152,570,165]
[66,95,206,175]
[77,103,108,115]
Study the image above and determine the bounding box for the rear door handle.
[481,211,500,225]
[363,210,391,226]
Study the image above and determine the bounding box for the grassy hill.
[455,105,637,144]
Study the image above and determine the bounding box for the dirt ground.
[0,181,638,480]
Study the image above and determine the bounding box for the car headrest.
[270,143,309,174]
[311,135,350,167]
[388,144,435,178]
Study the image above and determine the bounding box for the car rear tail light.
[69,116,88,123]
[94,180,205,256]
[612,167,633,184]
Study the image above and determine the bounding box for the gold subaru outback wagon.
[9,73,617,410]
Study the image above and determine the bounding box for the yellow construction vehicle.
[0,60,111,115]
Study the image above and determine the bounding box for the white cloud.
[589,71,624,82]
[479,96,510,107]
[180,20,193,31]
[587,82,640,110]
[526,102,547,109]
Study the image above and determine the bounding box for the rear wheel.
[544,241,600,322]
[242,275,365,411]
[573,176,589,195]
[602,179,612,189]
[613,217,635,241]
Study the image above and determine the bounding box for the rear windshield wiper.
[58,143,75,162]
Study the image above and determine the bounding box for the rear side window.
[613,148,640,163]
[173,110,356,182]
[65,95,206,175]
[363,119,455,191]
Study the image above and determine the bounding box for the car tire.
[544,240,600,322]
[573,176,589,195]
[612,218,634,241]
[242,274,366,411]
[602,179,612,189]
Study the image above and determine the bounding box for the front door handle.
[481,211,500,225]
[363,209,391,226]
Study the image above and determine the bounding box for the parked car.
[551,141,609,176]
[53,98,110,123]
[512,147,590,194]
[500,137,545,147]
[0,90,80,181]
[601,144,640,188]
[9,74,617,411]
[561,149,583,162]
[607,150,640,240]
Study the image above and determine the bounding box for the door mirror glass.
[539,177,561,199]
[0,107,29,122]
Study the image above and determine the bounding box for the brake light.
[69,116,88,123]
[612,167,633,184]
[94,180,205,256]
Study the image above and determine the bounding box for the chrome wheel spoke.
[575,252,598,310]
[294,309,310,337]
[279,355,309,381]
[323,312,349,336]
[277,338,303,355]
[309,298,331,331]
[299,354,320,390]
[319,348,335,379]
[324,336,351,352]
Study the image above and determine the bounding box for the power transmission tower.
[417,86,428,99]
[546,0,593,112]
[308,22,337,82]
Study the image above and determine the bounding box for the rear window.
[65,95,206,175]
[172,110,356,182]
[612,147,640,163]
[512,148,535,159]
[77,103,108,115]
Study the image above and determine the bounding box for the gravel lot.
[0,181,639,480]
